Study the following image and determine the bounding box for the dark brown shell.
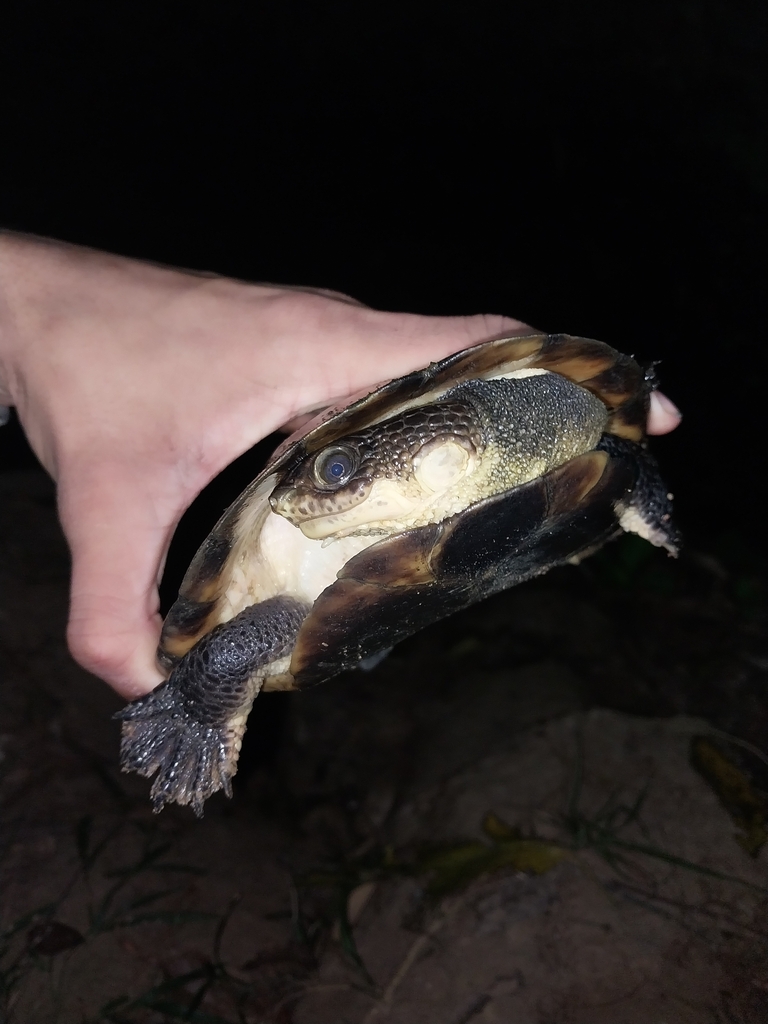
[159,333,649,671]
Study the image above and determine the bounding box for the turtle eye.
[313,447,357,489]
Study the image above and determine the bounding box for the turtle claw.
[116,684,237,816]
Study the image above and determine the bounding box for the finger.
[352,311,529,384]
[280,308,530,423]
[648,391,682,435]
[58,459,176,699]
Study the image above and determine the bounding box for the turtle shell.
[158,333,669,686]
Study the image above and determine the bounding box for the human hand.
[0,233,681,699]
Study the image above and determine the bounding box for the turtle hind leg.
[115,596,309,815]
[597,434,680,555]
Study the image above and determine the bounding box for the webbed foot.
[116,684,239,815]
[115,596,308,815]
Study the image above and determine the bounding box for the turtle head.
[269,400,484,540]
[269,371,608,542]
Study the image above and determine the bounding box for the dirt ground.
[2,468,768,1024]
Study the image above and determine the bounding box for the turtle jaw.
[273,477,424,540]
[269,475,373,522]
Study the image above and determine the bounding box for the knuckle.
[466,313,524,340]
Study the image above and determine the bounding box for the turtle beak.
[269,485,352,539]
[269,486,300,523]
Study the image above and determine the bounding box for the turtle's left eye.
[313,447,357,489]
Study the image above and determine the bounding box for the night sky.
[2,1,766,562]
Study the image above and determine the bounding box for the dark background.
[1,0,766,557]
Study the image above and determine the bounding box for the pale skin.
[0,232,682,700]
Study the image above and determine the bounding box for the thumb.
[59,458,176,699]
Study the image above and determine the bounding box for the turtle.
[116,332,679,815]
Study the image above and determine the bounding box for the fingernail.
[653,391,682,420]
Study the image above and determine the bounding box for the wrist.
[0,231,25,407]
[0,230,72,408]
[0,231,96,468]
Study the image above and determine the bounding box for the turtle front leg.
[115,596,309,815]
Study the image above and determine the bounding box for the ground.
[2,468,768,1024]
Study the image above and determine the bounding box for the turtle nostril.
[269,486,299,518]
